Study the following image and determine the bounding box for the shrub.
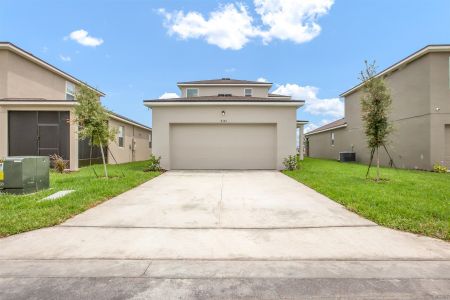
[50,154,68,173]
[433,163,448,173]
[148,155,162,171]
[283,155,300,171]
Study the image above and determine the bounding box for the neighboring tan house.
[0,42,152,170]
[144,78,306,170]
[306,45,450,170]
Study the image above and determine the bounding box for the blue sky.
[1,0,449,131]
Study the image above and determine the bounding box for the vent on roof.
[221,78,230,80]
[218,93,232,97]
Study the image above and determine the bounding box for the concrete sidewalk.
[0,171,449,299]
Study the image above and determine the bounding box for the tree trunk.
[376,147,380,181]
[99,141,108,179]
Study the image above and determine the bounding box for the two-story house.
[144,78,307,170]
[0,42,152,170]
[306,45,450,170]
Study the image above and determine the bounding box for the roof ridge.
[306,118,347,135]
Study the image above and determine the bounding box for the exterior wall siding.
[108,118,152,164]
[307,127,348,161]
[0,50,7,99]
[429,52,450,168]
[5,51,70,100]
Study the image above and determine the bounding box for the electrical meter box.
[1,156,50,194]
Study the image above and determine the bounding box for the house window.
[186,88,199,97]
[118,126,124,147]
[331,132,335,146]
[244,88,252,97]
[66,82,76,100]
[149,133,152,148]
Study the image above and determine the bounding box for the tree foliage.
[359,61,393,180]
[74,84,116,178]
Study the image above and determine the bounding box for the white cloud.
[59,54,71,62]
[159,4,255,50]
[256,77,268,82]
[254,0,334,44]
[159,0,334,50]
[159,92,180,99]
[272,83,344,118]
[67,29,104,47]
[225,67,237,73]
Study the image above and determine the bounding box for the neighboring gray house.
[145,78,306,170]
[306,45,450,170]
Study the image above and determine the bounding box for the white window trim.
[186,88,199,97]
[331,132,335,146]
[118,125,125,148]
[244,88,252,97]
[149,133,152,148]
[65,81,76,100]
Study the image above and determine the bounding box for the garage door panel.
[170,124,276,170]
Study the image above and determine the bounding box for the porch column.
[296,121,308,161]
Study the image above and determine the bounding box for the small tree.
[74,85,116,178]
[359,61,394,181]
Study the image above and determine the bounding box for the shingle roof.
[106,110,152,131]
[268,93,290,97]
[144,96,303,103]
[177,78,272,85]
[306,118,347,135]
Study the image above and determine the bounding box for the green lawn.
[284,158,450,241]
[0,160,160,237]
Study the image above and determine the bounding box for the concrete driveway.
[0,171,449,299]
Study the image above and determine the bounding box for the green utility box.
[1,156,50,194]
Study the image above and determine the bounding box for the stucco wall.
[0,50,7,99]
[429,53,450,168]
[4,50,71,100]
[151,105,297,170]
[108,118,152,164]
[179,86,270,98]
[307,127,349,161]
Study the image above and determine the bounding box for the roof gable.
[306,118,347,135]
[0,42,105,96]
[340,44,450,97]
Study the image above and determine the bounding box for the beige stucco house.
[145,78,306,170]
[306,45,450,170]
[0,42,152,170]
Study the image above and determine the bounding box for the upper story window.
[149,133,152,148]
[186,88,199,97]
[118,126,124,147]
[65,81,76,100]
[244,88,252,97]
[331,132,335,146]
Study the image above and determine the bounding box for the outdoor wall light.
[221,110,226,116]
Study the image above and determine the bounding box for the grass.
[283,157,450,241]
[0,160,160,237]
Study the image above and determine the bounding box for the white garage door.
[170,124,276,169]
